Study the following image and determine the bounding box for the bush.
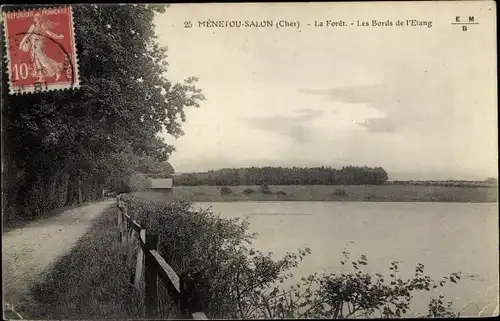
[485,177,498,185]
[242,188,254,195]
[333,188,348,197]
[253,245,462,319]
[122,196,462,319]
[259,183,272,195]
[124,196,305,318]
[220,186,233,195]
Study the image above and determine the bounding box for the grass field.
[133,184,498,203]
[20,206,144,319]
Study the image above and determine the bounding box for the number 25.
[184,21,192,28]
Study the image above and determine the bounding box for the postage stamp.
[2,6,80,94]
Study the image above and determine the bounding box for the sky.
[154,2,497,180]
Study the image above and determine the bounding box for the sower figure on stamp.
[18,13,65,82]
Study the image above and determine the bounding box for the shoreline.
[135,184,499,203]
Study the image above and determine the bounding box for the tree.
[220,186,233,195]
[242,188,255,195]
[484,178,498,185]
[260,183,272,194]
[333,188,348,197]
[2,4,205,222]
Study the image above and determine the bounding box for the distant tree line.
[174,166,389,186]
[386,179,498,188]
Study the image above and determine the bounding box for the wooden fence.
[116,196,208,320]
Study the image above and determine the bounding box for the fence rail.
[116,196,208,320]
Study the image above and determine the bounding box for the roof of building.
[150,178,173,189]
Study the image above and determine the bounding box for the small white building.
[149,178,173,198]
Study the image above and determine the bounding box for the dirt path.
[2,199,115,316]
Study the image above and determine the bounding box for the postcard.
[2,2,498,320]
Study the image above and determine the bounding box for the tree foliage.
[259,183,272,195]
[2,4,204,222]
[175,166,389,186]
[220,186,233,195]
[242,188,255,195]
[254,247,462,319]
[484,178,498,185]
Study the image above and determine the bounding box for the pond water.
[193,201,499,317]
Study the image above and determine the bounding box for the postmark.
[2,6,80,94]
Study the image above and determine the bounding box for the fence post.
[179,275,196,319]
[145,231,159,319]
[179,274,204,319]
[127,228,136,279]
[121,207,128,245]
[122,218,129,263]
[134,228,146,290]
[178,276,189,318]
[117,207,122,242]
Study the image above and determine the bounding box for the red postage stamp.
[2,6,80,94]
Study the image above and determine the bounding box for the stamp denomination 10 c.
[3,6,80,94]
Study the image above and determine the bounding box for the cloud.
[299,63,454,133]
[299,85,405,132]
[293,108,327,121]
[299,85,390,105]
[240,109,325,143]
